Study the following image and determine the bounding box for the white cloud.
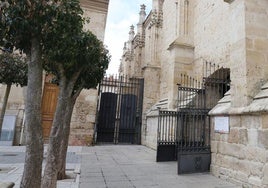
[104,0,152,75]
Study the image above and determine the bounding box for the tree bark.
[0,84,11,138]
[57,98,76,180]
[20,38,44,188]
[57,86,83,180]
[42,67,82,187]
[41,79,70,188]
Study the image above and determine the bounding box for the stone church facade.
[0,0,109,146]
[120,0,268,187]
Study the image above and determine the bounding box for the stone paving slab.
[0,145,242,188]
[0,146,81,188]
[79,145,241,188]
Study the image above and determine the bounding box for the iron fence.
[156,62,230,174]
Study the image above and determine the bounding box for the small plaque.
[214,116,229,133]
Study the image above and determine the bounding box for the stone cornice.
[168,37,194,51]
[80,0,109,13]
[142,65,161,70]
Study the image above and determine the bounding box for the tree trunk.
[41,81,70,188]
[57,98,76,180]
[42,68,82,186]
[20,38,44,188]
[0,84,11,138]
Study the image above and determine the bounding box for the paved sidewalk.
[79,145,240,188]
[0,145,241,188]
[0,146,81,188]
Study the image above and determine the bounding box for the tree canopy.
[0,52,27,86]
[0,0,54,53]
[44,30,110,93]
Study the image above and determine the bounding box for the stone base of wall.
[210,114,268,188]
[143,110,159,150]
[210,83,268,187]
[69,129,94,146]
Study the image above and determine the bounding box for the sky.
[104,0,152,75]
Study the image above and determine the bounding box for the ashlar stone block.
[249,161,264,177]
[247,129,258,146]
[241,115,261,129]
[233,160,251,176]
[228,128,239,144]
[233,171,249,184]
[230,116,242,128]
[258,130,268,149]
[248,176,262,187]
[239,129,248,145]
[211,141,218,153]
[263,164,268,185]
[243,146,266,163]
[254,39,268,51]
[218,142,243,159]
[261,115,268,129]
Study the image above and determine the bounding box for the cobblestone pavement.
[79,145,241,188]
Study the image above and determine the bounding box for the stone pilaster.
[141,65,160,144]
[230,0,268,108]
[167,37,194,109]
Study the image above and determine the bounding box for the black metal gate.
[96,75,144,144]
[156,63,230,174]
[177,77,211,174]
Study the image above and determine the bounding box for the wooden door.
[41,82,59,139]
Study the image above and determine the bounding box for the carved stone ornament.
[149,9,163,28]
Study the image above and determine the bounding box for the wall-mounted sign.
[214,116,229,133]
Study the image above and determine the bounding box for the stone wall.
[82,6,108,41]
[210,0,268,186]
[69,0,109,145]
[210,81,268,187]
[193,0,231,71]
[211,114,268,187]
[69,89,98,145]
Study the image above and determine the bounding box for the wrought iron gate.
[95,75,144,144]
[176,77,211,174]
[156,63,230,174]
